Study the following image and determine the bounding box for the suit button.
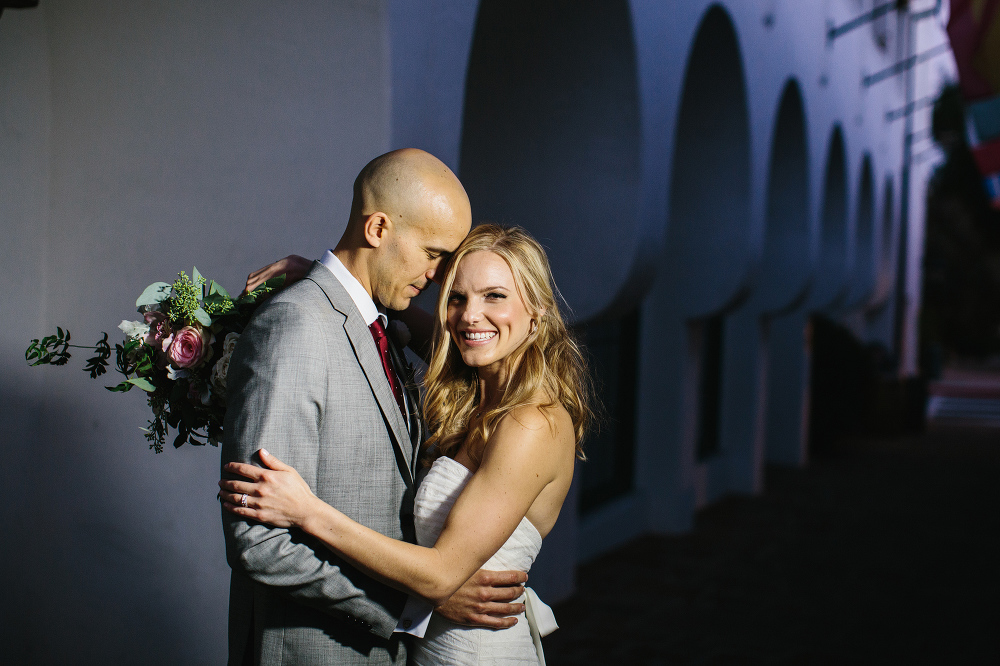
[401,618,412,629]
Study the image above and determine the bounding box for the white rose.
[118,319,150,341]
[222,332,240,355]
[210,332,240,397]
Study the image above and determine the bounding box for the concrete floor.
[543,425,1000,665]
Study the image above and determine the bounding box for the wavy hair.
[422,224,593,465]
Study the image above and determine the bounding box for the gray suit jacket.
[222,263,423,666]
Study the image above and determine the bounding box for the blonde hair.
[422,224,593,464]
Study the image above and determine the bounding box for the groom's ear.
[362,212,391,248]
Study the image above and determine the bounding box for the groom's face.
[373,215,470,311]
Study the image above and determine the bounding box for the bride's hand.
[219,449,317,528]
[242,255,312,296]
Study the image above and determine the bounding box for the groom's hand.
[434,569,528,629]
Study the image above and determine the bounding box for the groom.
[222,149,526,666]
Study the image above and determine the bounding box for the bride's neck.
[475,360,513,410]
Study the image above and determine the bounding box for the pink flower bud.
[144,311,172,348]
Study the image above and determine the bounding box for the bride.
[220,224,592,665]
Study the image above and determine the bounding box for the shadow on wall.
[0,1,39,20]
[458,0,641,322]
[0,382,228,665]
[0,386,40,665]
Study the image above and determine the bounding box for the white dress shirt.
[318,250,385,328]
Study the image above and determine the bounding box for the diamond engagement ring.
[240,493,248,507]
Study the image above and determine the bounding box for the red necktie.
[369,319,405,416]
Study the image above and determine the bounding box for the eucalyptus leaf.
[127,377,156,392]
[209,280,231,299]
[263,275,286,290]
[136,282,172,307]
[191,266,208,298]
[193,307,212,327]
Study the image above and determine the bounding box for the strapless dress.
[409,456,556,666]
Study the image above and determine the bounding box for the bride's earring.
[530,319,538,334]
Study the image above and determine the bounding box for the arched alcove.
[662,3,753,316]
[846,154,876,308]
[810,125,849,311]
[865,175,896,338]
[458,0,641,322]
[758,79,811,314]
[806,135,865,459]
[668,4,752,470]
[724,78,811,489]
[634,4,752,530]
[457,0,643,595]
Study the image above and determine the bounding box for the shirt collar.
[318,250,387,328]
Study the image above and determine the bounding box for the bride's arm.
[220,405,571,605]
[242,255,313,295]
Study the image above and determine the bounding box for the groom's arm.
[222,300,404,639]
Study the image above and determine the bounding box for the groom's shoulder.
[249,270,347,331]
[272,262,347,306]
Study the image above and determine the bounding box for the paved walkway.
[543,425,1000,664]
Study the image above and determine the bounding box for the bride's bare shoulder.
[495,401,574,447]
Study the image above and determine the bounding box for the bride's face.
[446,251,534,376]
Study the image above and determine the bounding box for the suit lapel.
[305,264,414,487]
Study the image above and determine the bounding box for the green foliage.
[238,275,286,305]
[128,377,157,392]
[168,271,207,325]
[26,329,114,378]
[202,294,234,316]
[142,397,169,454]
[25,327,72,366]
[27,266,282,453]
[83,333,111,378]
[135,282,172,307]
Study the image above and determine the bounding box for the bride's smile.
[447,250,535,378]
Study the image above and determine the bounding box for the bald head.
[348,148,470,238]
[336,148,472,310]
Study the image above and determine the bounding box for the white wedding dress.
[409,456,554,666]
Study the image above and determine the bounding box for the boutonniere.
[387,320,411,349]
[387,320,417,387]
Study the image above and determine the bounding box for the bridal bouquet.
[25,268,283,453]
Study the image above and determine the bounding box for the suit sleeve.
[221,300,403,639]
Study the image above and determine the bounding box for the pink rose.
[167,325,213,369]
[144,311,172,348]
